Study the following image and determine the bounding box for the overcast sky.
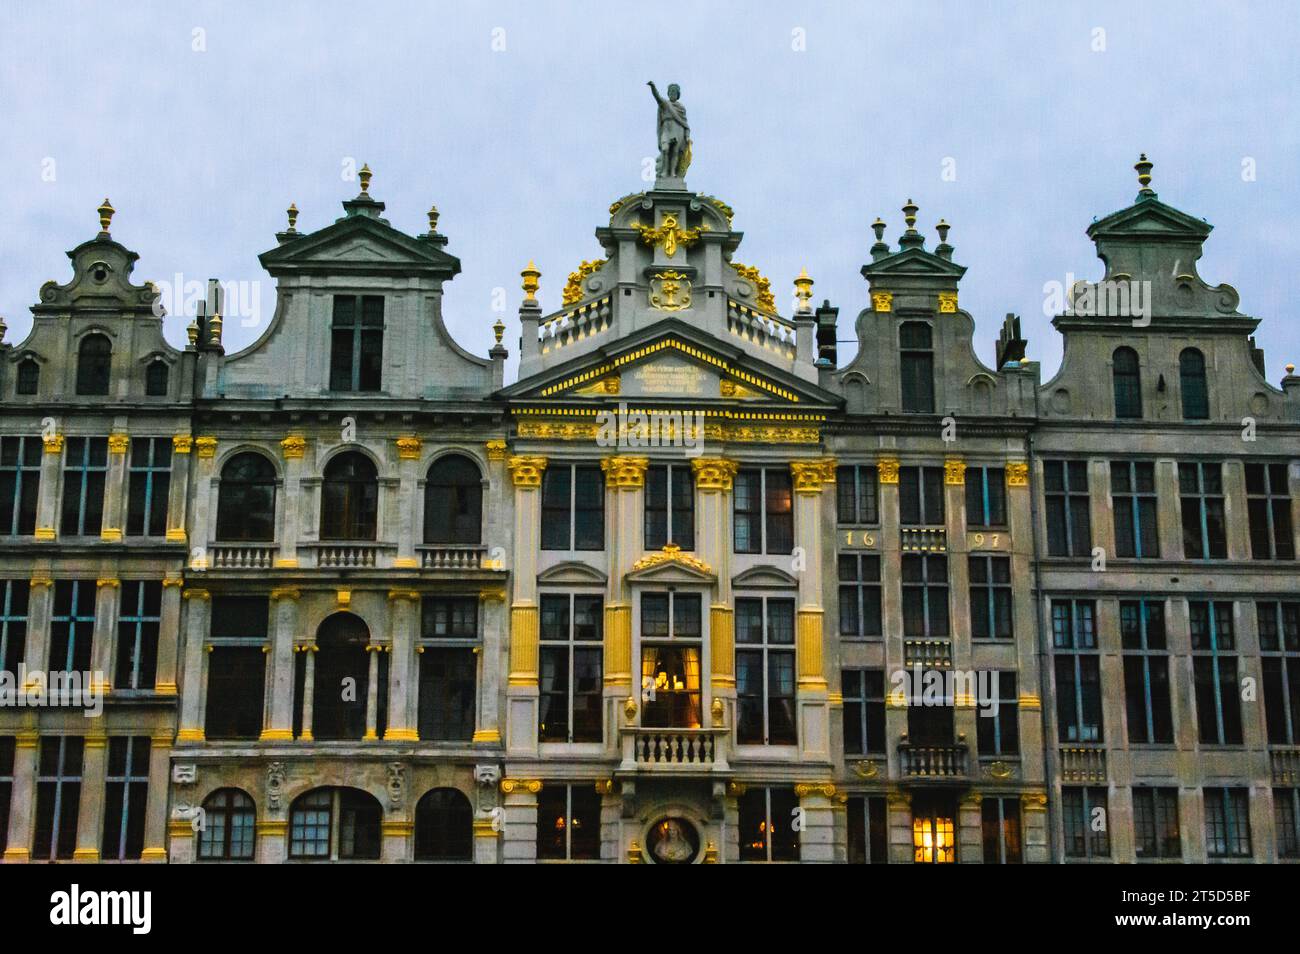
[2,1,1296,383]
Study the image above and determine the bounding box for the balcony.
[898,742,968,781]
[207,544,277,570]
[418,544,490,570]
[1060,746,1107,782]
[619,727,730,775]
[904,639,953,668]
[1271,747,1300,785]
[306,542,394,568]
[901,527,946,552]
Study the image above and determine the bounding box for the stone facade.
[2,155,1297,864]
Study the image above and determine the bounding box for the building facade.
[2,150,1298,863]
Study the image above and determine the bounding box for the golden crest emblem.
[649,269,692,311]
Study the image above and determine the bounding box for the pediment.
[537,561,608,586]
[625,545,716,584]
[862,246,967,282]
[731,565,800,589]
[1087,198,1212,242]
[258,215,460,278]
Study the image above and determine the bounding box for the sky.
[1,0,1297,383]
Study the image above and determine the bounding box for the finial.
[493,317,506,344]
[208,311,223,346]
[286,203,299,232]
[793,267,814,313]
[902,199,918,231]
[521,260,541,302]
[358,164,372,195]
[186,320,199,348]
[871,217,886,241]
[1135,153,1154,196]
[936,219,950,244]
[1287,363,1296,375]
[0,315,7,343]
[98,198,115,234]
[427,204,440,233]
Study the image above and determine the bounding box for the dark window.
[144,359,169,397]
[1191,601,1242,745]
[899,466,945,525]
[0,436,41,536]
[1179,348,1209,420]
[1204,787,1251,858]
[1179,462,1226,559]
[838,554,882,639]
[846,795,888,864]
[1112,346,1142,418]
[75,334,111,396]
[1259,601,1300,746]
[907,695,955,746]
[541,464,604,551]
[289,788,381,860]
[198,788,256,860]
[0,581,29,677]
[738,786,799,862]
[206,596,269,740]
[1044,460,1091,557]
[900,321,935,413]
[126,438,171,538]
[216,452,277,542]
[50,581,95,673]
[15,357,39,395]
[1246,463,1295,560]
[414,788,472,861]
[34,736,83,860]
[423,455,482,544]
[1121,600,1173,744]
[736,597,797,745]
[536,784,601,861]
[981,797,1022,864]
[0,737,15,855]
[640,592,702,729]
[329,295,384,392]
[902,554,948,637]
[309,614,371,741]
[836,465,879,524]
[418,597,478,742]
[965,466,1007,528]
[1052,599,1102,743]
[102,736,149,861]
[645,464,694,550]
[1111,460,1159,558]
[115,581,160,690]
[1133,787,1181,860]
[912,793,957,863]
[733,468,793,554]
[842,669,885,755]
[320,452,378,541]
[1275,789,1300,859]
[969,555,1012,639]
[976,672,1018,755]
[538,594,603,743]
[59,437,107,537]
[1061,786,1110,859]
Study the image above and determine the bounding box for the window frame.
[538,592,604,744]
[969,554,1012,640]
[126,437,172,538]
[836,464,879,525]
[639,590,704,729]
[1051,599,1102,743]
[1120,599,1173,745]
[328,294,385,393]
[1132,786,1181,860]
[1189,600,1242,746]
[733,467,793,555]
[102,735,150,861]
[417,596,481,742]
[1043,459,1092,558]
[1245,463,1295,561]
[841,668,885,756]
[59,436,108,537]
[735,595,797,746]
[965,466,1007,528]
[0,435,41,536]
[540,463,605,551]
[838,553,882,640]
[644,463,695,551]
[1111,459,1159,559]
[1178,461,1226,560]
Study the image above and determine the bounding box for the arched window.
[321,452,378,540]
[424,454,482,544]
[198,788,256,861]
[145,359,169,396]
[414,788,473,861]
[15,358,39,395]
[1180,348,1209,420]
[288,787,382,860]
[76,333,112,396]
[304,613,373,741]
[1112,347,1142,419]
[216,453,277,541]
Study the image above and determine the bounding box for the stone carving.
[647,81,691,180]
[266,761,286,810]
[171,763,197,786]
[387,762,405,810]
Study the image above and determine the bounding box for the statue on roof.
[648,81,691,181]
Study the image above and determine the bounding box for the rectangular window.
[34,736,83,861]
[206,596,269,740]
[644,464,695,551]
[59,437,107,537]
[0,436,41,536]
[735,597,796,746]
[1061,786,1110,859]
[1204,787,1252,858]
[538,594,603,743]
[1044,460,1091,557]
[976,672,1019,756]
[541,464,605,551]
[1259,601,1300,745]
[640,592,702,729]
[1178,462,1226,559]
[902,554,948,638]
[838,554,882,639]
[126,438,171,537]
[969,555,1012,639]
[1111,460,1159,558]
[836,465,879,525]
[738,786,799,862]
[899,466,945,525]
[1275,789,1300,859]
[846,794,887,864]
[114,581,160,690]
[733,468,793,554]
[329,295,384,392]
[966,466,1007,528]
[0,580,30,677]
[912,793,956,864]
[981,797,1022,864]
[1052,599,1102,743]
[1132,787,1181,860]
[417,597,479,742]
[841,669,885,755]
[899,322,935,414]
[0,736,14,855]
[102,735,149,861]
[1246,463,1295,560]
[1190,600,1242,745]
[50,581,95,673]
[536,784,601,861]
[1121,599,1173,744]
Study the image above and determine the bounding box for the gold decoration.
[107,433,129,454]
[286,203,299,231]
[100,528,122,541]
[358,163,373,194]
[426,204,439,233]
[270,587,301,602]
[500,778,543,794]
[507,455,547,487]
[485,439,508,460]
[601,456,649,489]
[793,267,814,312]
[1005,462,1029,487]
[1021,791,1048,811]
[790,460,829,495]
[794,782,837,799]
[711,697,725,727]
[395,436,422,460]
[627,840,645,864]
[631,543,713,575]
[649,269,692,311]
[280,435,307,459]
[631,212,704,258]
[562,259,605,306]
[594,779,616,796]
[194,437,218,459]
[42,433,63,454]
[479,587,506,602]
[877,457,900,484]
[987,760,1014,779]
[623,696,638,723]
[521,260,541,301]
[1018,692,1042,711]
[938,291,958,313]
[852,760,879,779]
[608,192,643,218]
[172,435,193,454]
[944,458,966,486]
[34,527,56,541]
[871,291,893,313]
[97,197,115,233]
[727,781,748,797]
[731,262,776,313]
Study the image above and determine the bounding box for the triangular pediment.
[1087,197,1212,242]
[626,546,717,584]
[862,246,967,282]
[258,214,461,278]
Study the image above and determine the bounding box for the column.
[474,589,506,744]
[499,778,541,864]
[791,458,834,761]
[877,456,904,777]
[23,576,53,676]
[795,782,837,862]
[167,818,196,864]
[177,589,211,741]
[165,434,193,544]
[381,819,412,862]
[505,456,545,756]
[601,455,647,752]
[92,578,119,697]
[3,728,39,861]
[944,458,976,750]
[277,435,307,567]
[154,577,184,695]
[1155,458,1181,561]
[477,439,510,747]
[393,437,421,567]
[99,432,129,541]
[139,731,172,861]
[692,458,738,712]
[34,431,62,541]
[363,644,382,740]
[261,587,300,740]
[958,790,983,863]
[189,436,219,567]
[73,730,108,861]
[384,590,420,741]
[298,644,317,740]
[1020,790,1050,863]
[256,819,288,864]
[1223,459,1252,561]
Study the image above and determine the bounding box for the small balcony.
[1060,746,1107,782]
[417,544,490,570]
[207,543,277,570]
[619,726,730,775]
[904,639,953,668]
[1271,747,1300,785]
[898,742,968,781]
[306,542,394,568]
[901,527,947,552]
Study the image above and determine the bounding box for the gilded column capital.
[387,589,421,603]
[871,291,893,312]
[107,433,129,454]
[270,587,301,602]
[485,439,508,461]
[96,578,120,589]
[395,436,422,460]
[877,457,900,484]
[790,460,828,495]
[194,436,218,459]
[794,782,837,799]
[42,433,63,454]
[938,291,958,313]
[691,457,738,492]
[1005,461,1029,487]
[280,435,307,459]
[183,588,211,601]
[601,455,649,489]
[500,778,542,794]
[172,434,193,454]
[944,458,966,485]
[507,455,547,488]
